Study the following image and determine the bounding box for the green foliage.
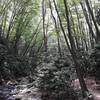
[0,42,30,80]
[88,41,100,81]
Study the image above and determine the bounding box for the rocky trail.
[0,77,41,100]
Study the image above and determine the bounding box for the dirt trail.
[90,90,100,100]
[0,77,100,100]
[72,78,100,100]
[86,78,100,100]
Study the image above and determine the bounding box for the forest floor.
[73,78,100,100]
[0,77,41,100]
[88,85,100,100]
[0,77,100,100]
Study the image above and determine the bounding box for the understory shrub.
[89,41,100,81]
[37,55,78,100]
[0,43,30,81]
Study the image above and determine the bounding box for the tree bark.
[42,0,47,52]
[85,0,100,41]
[80,2,97,42]
[64,0,89,97]
[49,0,62,57]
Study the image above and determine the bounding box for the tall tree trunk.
[53,0,71,52]
[21,20,41,57]
[42,0,47,52]
[85,0,100,41]
[64,0,89,98]
[53,0,89,98]
[80,2,97,42]
[49,0,62,57]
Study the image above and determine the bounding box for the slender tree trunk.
[21,20,41,57]
[85,0,100,41]
[73,2,87,51]
[68,8,79,50]
[64,0,89,98]
[80,2,97,42]
[42,0,47,52]
[6,6,16,39]
[49,0,62,57]
[53,0,89,98]
[53,0,71,51]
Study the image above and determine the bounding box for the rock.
[7,80,18,86]
[7,96,15,100]
[26,90,31,94]
[15,97,21,100]
[0,96,6,100]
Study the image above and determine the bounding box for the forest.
[0,0,100,100]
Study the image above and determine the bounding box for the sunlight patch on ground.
[93,93,100,98]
